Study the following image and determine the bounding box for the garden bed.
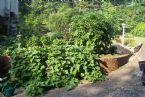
[96,54,133,75]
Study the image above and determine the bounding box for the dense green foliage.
[1,10,115,96]
[18,1,145,37]
[71,12,114,54]
[1,0,145,97]
[131,22,145,37]
[18,2,80,35]
[1,33,105,96]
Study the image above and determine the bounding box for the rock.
[109,44,133,55]
[134,43,142,53]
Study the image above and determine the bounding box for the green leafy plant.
[2,35,104,96]
[71,12,114,54]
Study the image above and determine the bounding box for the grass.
[113,36,145,47]
[134,37,145,44]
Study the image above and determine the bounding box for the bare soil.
[1,53,145,97]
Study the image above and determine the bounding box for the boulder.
[109,44,133,55]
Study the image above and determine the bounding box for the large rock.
[109,44,133,55]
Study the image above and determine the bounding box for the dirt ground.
[1,53,145,97]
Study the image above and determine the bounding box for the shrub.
[3,35,104,97]
[71,12,114,54]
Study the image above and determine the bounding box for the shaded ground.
[1,53,145,97]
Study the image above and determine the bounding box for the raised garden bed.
[96,54,133,75]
